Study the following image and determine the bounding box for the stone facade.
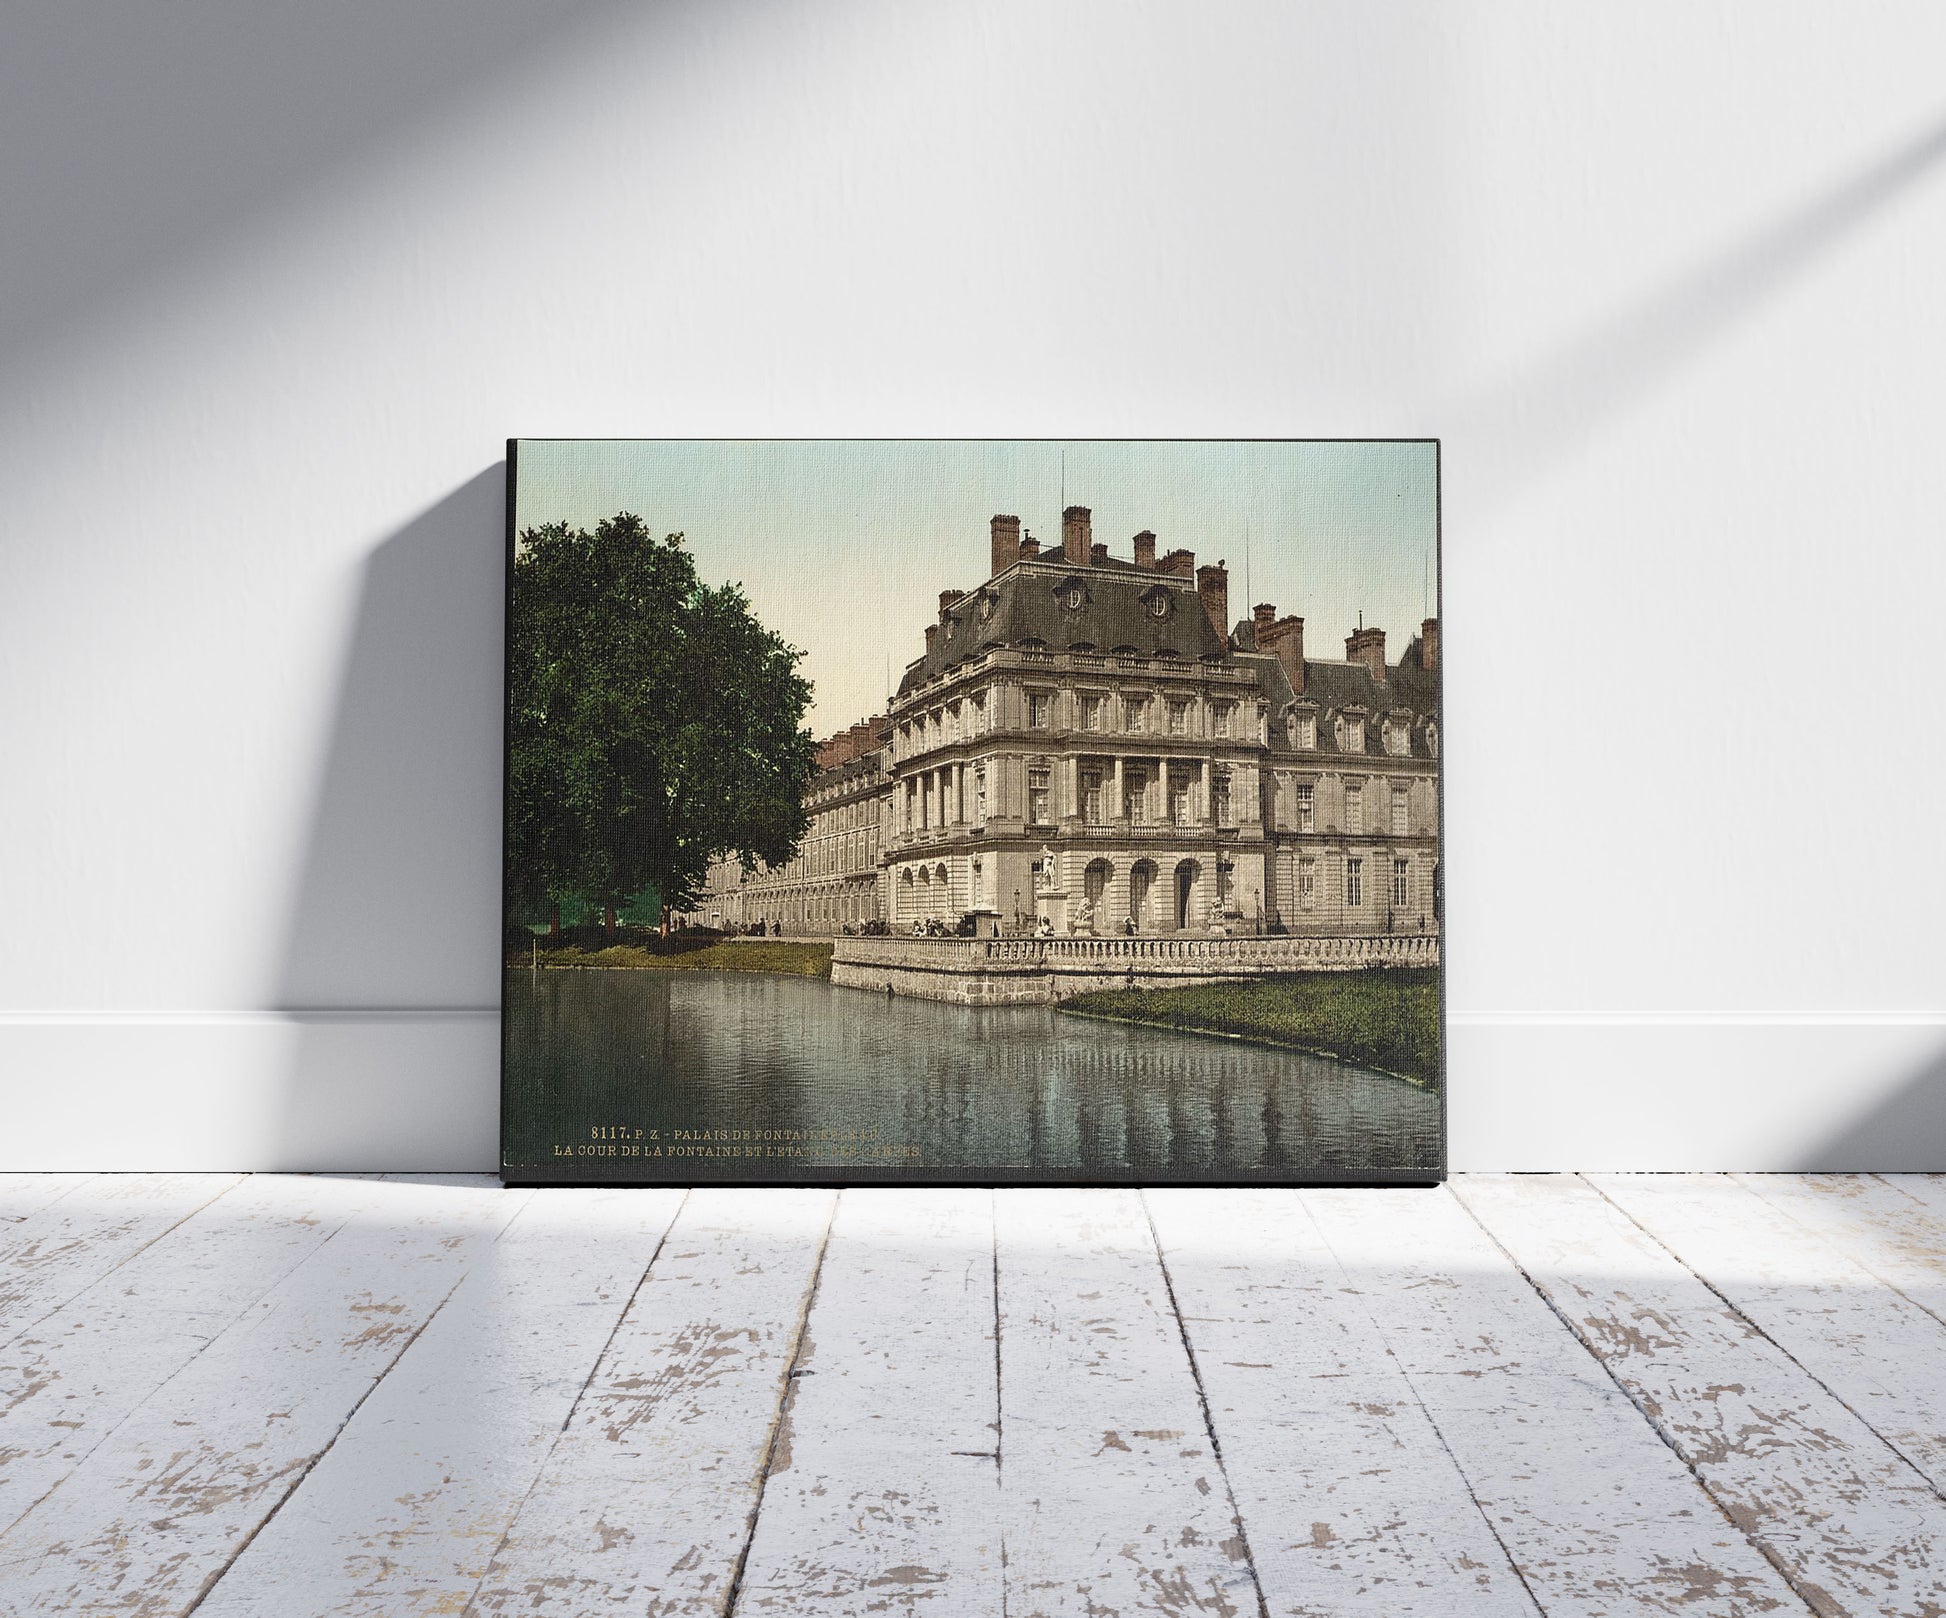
[681,505,1440,941]
[688,740,890,934]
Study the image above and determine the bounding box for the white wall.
[4,1,1943,1171]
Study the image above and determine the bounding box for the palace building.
[684,506,1439,939]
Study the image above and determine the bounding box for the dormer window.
[1142,587,1173,620]
[1384,715,1410,756]
[1062,584,1085,610]
[1286,708,1317,750]
[1341,713,1366,752]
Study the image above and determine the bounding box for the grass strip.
[1057,968,1440,1089]
[510,940,834,978]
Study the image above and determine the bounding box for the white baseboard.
[1,1013,1940,1172]
[0,1013,500,1173]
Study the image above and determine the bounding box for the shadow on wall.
[272,467,506,1171]
[0,2,639,379]
[1796,1042,1946,1173]
[1454,109,1946,514]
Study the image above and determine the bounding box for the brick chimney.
[924,624,938,655]
[1257,609,1305,695]
[1090,541,1108,565]
[990,514,1020,579]
[1019,535,1041,561]
[1062,505,1091,566]
[939,590,962,616]
[1420,617,1439,672]
[1346,626,1387,682]
[1133,531,1156,569]
[1196,561,1230,644]
[1159,547,1195,578]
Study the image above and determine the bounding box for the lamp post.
[1014,887,1022,935]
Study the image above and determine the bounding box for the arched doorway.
[1174,859,1201,931]
[935,862,951,919]
[1083,859,1111,933]
[1128,860,1156,931]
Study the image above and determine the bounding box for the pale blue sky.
[514,440,1438,737]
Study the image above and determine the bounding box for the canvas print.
[503,440,1443,1184]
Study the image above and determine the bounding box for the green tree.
[507,514,816,938]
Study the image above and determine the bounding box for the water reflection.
[504,970,1439,1178]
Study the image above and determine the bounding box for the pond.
[503,969,1441,1181]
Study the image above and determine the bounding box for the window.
[1214,703,1233,738]
[1126,768,1149,825]
[1298,858,1317,908]
[1172,778,1193,827]
[1082,694,1104,731]
[1295,782,1315,832]
[1125,693,1148,732]
[1212,768,1232,826]
[1081,769,1104,824]
[1028,692,1051,728]
[1344,715,1366,753]
[1391,787,1409,837]
[1392,858,1410,908]
[1346,857,1364,908]
[974,764,987,824]
[1293,713,1316,750]
[1346,781,1364,835]
[1028,768,1051,825]
[971,691,986,732]
[1147,591,1170,619]
[1168,699,1189,736]
[1385,718,1409,757]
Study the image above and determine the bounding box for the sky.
[514,440,1439,738]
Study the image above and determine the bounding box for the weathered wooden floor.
[2,1176,1944,1615]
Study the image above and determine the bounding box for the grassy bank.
[1059,969,1440,1088]
[510,938,834,979]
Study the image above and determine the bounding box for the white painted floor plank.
[1147,1188,1539,1617]
[0,1173,245,1347]
[0,1174,406,1536]
[192,1186,687,1618]
[464,1186,837,1616]
[1734,1175,1946,1324]
[0,1175,526,1616]
[1594,1173,1946,1498]
[1459,1174,1946,1618]
[996,1188,1260,1618]
[0,1174,95,1223]
[733,1188,1004,1615]
[1305,1186,1805,1616]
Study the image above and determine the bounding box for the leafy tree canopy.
[507,514,817,928]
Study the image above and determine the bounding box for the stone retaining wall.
[830,933,1438,1005]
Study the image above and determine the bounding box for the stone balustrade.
[830,931,1438,1005]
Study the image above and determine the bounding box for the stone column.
[1063,756,1080,822]
[1199,758,1212,825]
[1158,757,1170,827]
[1112,756,1126,823]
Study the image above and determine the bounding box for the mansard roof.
[897,561,1227,695]
[1235,623,1440,760]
